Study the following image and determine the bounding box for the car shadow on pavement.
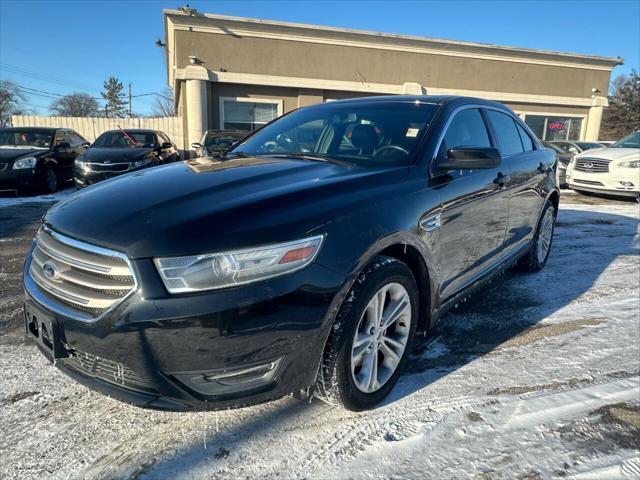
[104,206,639,478]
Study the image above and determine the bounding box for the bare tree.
[601,70,640,140]
[0,80,26,126]
[152,88,177,117]
[51,93,99,117]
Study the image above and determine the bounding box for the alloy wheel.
[46,169,57,192]
[536,208,554,263]
[350,282,412,393]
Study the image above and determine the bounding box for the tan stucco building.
[163,9,622,150]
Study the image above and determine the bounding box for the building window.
[523,114,583,141]
[220,97,283,131]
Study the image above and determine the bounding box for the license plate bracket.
[24,302,68,363]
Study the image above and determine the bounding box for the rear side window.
[486,110,524,156]
[438,109,491,158]
[516,123,534,152]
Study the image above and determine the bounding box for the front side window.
[438,108,491,158]
[0,129,53,149]
[486,110,524,156]
[229,101,439,167]
[524,115,583,141]
[221,99,280,131]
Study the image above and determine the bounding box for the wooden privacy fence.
[10,115,185,153]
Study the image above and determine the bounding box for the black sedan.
[0,127,88,194]
[24,95,557,412]
[74,129,180,188]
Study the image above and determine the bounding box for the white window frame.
[519,111,587,141]
[219,96,284,131]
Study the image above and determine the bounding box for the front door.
[430,108,509,301]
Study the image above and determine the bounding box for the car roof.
[0,126,59,132]
[320,94,509,110]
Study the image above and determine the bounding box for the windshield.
[228,101,439,167]
[93,131,157,148]
[611,132,640,149]
[204,132,246,152]
[543,141,565,154]
[0,129,53,149]
[576,142,604,150]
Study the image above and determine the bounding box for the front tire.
[316,256,418,411]
[518,200,556,272]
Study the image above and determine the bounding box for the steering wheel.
[373,145,410,160]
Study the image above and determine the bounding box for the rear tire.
[518,200,556,272]
[42,167,58,193]
[316,256,418,411]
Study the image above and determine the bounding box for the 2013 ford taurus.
[23,96,558,411]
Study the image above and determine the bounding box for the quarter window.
[220,98,282,131]
[516,123,534,152]
[486,110,524,156]
[438,109,491,158]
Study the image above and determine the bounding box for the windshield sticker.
[406,128,420,138]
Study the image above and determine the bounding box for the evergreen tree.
[601,70,640,140]
[101,76,127,118]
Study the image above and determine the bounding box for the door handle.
[493,173,510,187]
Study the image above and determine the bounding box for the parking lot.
[0,188,638,479]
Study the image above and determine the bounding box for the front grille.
[27,226,136,321]
[62,349,156,392]
[86,162,130,173]
[574,157,610,173]
[0,163,7,173]
[574,179,605,186]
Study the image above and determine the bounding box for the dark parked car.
[191,129,248,158]
[23,96,558,411]
[542,141,572,187]
[0,127,88,194]
[73,129,179,188]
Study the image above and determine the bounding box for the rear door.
[431,107,509,301]
[484,109,546,257]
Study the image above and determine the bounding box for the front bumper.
[74,163,153,188]
[567,167,639,198]
[24,246,346,410]
[0,167,42,193]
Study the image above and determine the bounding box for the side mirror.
[437,147,501,170]
[82,142,91,148]
[55,141,71,150]
[161,141,173,149]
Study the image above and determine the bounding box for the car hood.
[45,156,408,258]
[81,147,153,163]
[0,147,47,164]
[576,147,640,162]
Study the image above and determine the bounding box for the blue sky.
[1,0,638,115]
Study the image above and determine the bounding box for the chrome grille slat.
[86,162,130,173]
[574,157,610,173]
[31,247,133,290]
[35,228,130,276]
[26,226,137,321]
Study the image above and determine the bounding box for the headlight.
[74,158,86,168]
[131,157,152,168]
[13,157,37,169]
[154,235,324,293]
[618,160,640,168]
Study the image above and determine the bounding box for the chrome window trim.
[430,103,541,176]
[25,225,139,323]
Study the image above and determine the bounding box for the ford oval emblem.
[42,261,59,280]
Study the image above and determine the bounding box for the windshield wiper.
[221,151,250,159]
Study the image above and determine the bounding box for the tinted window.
[438,109,490,158]
[54,130,66,145]
[231,102,438,167]
[486,110,524,156]
[516,123,534,152]
[68,131,86,146]
[0,129,53,148]
[93,131,157,148]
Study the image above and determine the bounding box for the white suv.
[567,131,640,200]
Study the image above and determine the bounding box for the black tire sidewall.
[43,167,57,193]
[531,200,556,270]
[333,258,418,410]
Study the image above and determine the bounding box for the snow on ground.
[0,192,638,479]
[0,187,75,208]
